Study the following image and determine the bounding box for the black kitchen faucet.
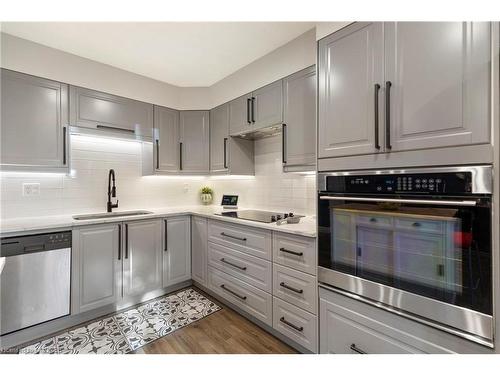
[107,169,119,212]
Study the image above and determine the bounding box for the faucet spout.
[107,169,119,212]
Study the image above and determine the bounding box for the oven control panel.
[327,172,473,195]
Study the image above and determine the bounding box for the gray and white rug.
[19,288,221,354]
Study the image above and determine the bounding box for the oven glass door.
[318,194,492,315]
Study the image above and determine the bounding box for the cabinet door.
[252,80,283,130]
[179,111,209,173]
[385,22,491,151]
[191,216,207,286]
[283,66,316,167]
[69,86,153,138]
[1,69,68,170]
[318,22,384,158]
[229,94,252,135]
[163,216,191,286]
[72,224,122,314]
[154,105,180,172]
[123,220,162,297]
[210,104,230,172]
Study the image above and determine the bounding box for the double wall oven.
[318,166,493,347]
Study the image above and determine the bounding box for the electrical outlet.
[23,183,40,197]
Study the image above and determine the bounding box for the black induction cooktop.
[215,210,299,223]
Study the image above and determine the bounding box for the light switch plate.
[23,183,40,196]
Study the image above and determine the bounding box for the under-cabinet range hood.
[231,124,283,140]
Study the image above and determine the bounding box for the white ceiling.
[1,22,315,87]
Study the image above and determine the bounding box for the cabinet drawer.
[320,301,420,354]
[273,233,316,275]
[208,242,272,293]
[273,264,317,314]
[395,217,445,233]
[208,266,272,326]
[208,220,272,260]
[273,297,318,353]
[357,214,392,227]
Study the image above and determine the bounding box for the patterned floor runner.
[19,288,221,354]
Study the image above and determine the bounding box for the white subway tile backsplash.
[1,134,316,219]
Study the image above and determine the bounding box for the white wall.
[0,33,182,109]
[209,28,316,108]
[0,135,315,219]
[315,22,352,40]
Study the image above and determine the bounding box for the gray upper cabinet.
[318,22,384,159]
[71,224,122,314]
[154,106,180,172]
[210,104,255,175]
[252,80,283,130]
[210,103,230,172]
[69,86,153,138]
[163,216,191,287]
[123,220,163,298]
[229,94,252,135]
[318,22,492,160]
[283,65,317,169]
[385,22,491,152]
[1,69,69,172]
[179,111,210,173]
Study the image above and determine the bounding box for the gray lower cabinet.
[191,216,208,286]
[282,65,316,170]
[163,216,191,287]
[210,103,254,175]
[319,286,492,354]
[318,22,492,159]
[69,86,153,139]
[1,69,69,172]
[154,106,180,172]
[318,22,384,159]
[179,111,209,173]
[123,219,163,298]
[71,224,122,314]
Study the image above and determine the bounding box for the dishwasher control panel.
[1,231,72,257]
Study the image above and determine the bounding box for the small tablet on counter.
[221,195,238,209]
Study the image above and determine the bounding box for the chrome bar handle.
[220,284,247,300]
[220,232,247,241]
[350,344,367,354]
[279,247,303,257]
[319,196,478,207]
[280,317,304,332]
[221,258,247,270]
[280,282,303,294]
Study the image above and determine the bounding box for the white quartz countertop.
[0,206,317,238]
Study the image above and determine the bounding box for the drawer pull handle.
[412,222,421,227]
[279,247,303,256]
[350,343,367,354]
[280,282,303,294]
[220,232,247,241]
[220,258,247,271]
[280,317,303,332]
[220,284,247,300]
[369,217,377,223]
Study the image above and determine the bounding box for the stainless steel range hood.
[231,124,283,140]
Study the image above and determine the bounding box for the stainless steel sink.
[73,210,154,220]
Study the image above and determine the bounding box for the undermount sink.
[73,210,154,220]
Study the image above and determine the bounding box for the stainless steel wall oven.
[317,166,493,347]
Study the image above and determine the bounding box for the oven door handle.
[319,196,478,207]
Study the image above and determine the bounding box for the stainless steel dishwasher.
[0,231,71,335]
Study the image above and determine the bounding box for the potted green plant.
[200,186,214,205]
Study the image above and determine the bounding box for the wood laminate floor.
[136,292,297,354]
